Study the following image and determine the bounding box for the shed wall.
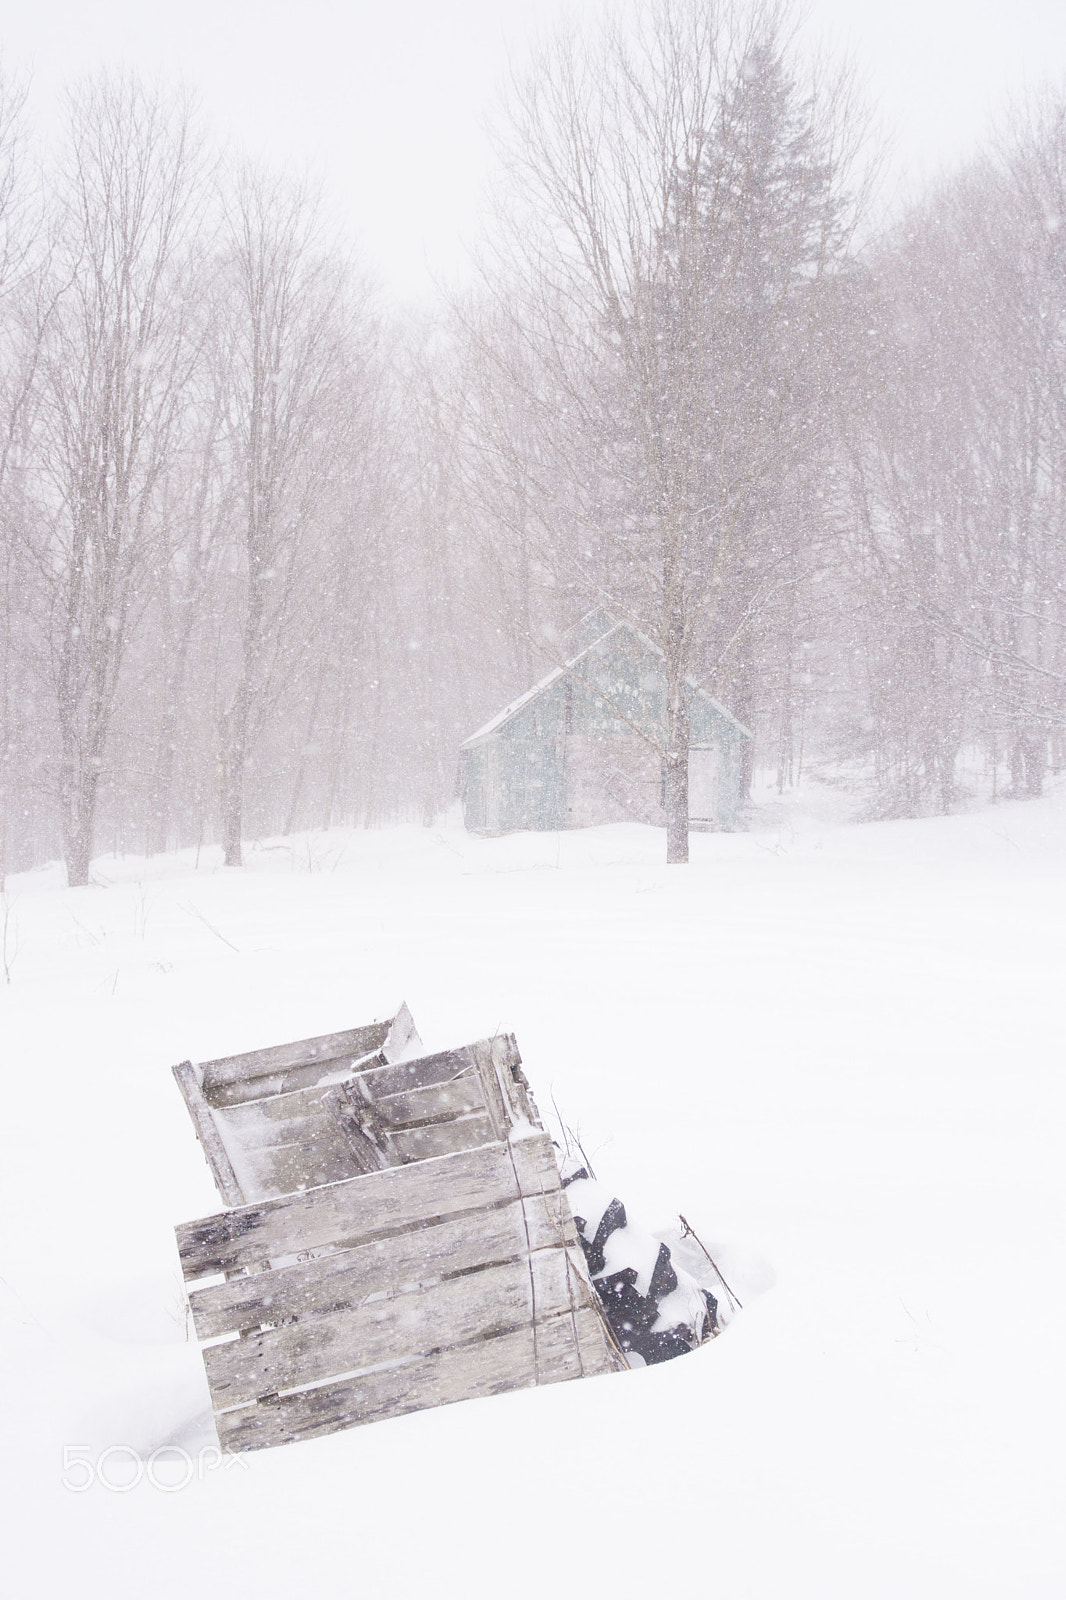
[460,627,751,835]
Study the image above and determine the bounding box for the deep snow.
[1,784,1064,1598]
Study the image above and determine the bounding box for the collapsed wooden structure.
[173,1006,623,1451]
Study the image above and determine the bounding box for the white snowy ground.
[2,783,1064,1599]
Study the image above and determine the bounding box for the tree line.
[0,76,489,883]
[1,0,1065,881]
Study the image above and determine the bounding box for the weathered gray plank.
[496,1042,542,1129]
[175,1133,561,1281]
[352,1034,522,1104]
[225,1135,364,1203]
[215,1307,607,1452]
[352,1046,478,1101]
[507,1133,564,1200]
[327,1087,391,1176]
[171,1061,246,1208]
[200,1013,411,1107]
[371,1073,486,1130]
[467,1038,511,1140]
[380,1001,422,1063]
[575,1300,627,1376]
[207,1051,388,1110]
[385,1112,497,1165]
[202,1248,573,1408]
[466,1034,543,1136]
[202,1027,389,1096]
[188,1190,577,1340]
[215,1084,340,1141]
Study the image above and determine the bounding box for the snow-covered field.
[2,787,1064,1599]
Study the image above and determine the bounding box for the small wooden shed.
[459,616,753,836]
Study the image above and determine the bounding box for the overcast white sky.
[2,0,1065,303]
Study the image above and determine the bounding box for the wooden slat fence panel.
[202,1249,574,1408]
[187,1190,577,1341]
[216,1084,350,1143]
[174,1017,625,1450]
[385,1112,497,1166]
[215,1305,610,1453]
[176,1134,562,1280]
[202,1026,391,1104]
[199,1003,422,1109]
[352,1045,481,1101]
[371,1073,486,1129]
[172,1060,246,1207]
[212,1087,368,1201]
[175,1024,529,1210]
[225,1137,364,1203]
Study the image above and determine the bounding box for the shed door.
[688,745,719,824]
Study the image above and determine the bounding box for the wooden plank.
[202,1249,573,1408]
[225,1136,363,1202]
[171,1061,246,1208]
[371,1073,486,1130]
[200,1018,399,1107]
[352,1046,478,1101]
[215,1307,607,1452]
[574,1298,627,1376]
[207,1083,392,1202]
[546,1245,627,1377]
[385,1112,497,1165]
[204,1050,388,1109]
[351,1036,521,1114]
[215,1085,342,1143]
[175,1133,561,1281]
[508,1133,564,1200]
[495,1039,543,1129]
[327,1087,391,1175]
[467,1037,512,1140]
[188,1190,577,1340]
[381,1001,422,1063]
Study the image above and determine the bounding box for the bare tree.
[834,93,1066,814]
[474,0,864,859]
[213,169,369,865]
[139,345,236,855]
[0,70,49,881]
[28,77,204,884]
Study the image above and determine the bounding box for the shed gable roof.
[460,620,753,750]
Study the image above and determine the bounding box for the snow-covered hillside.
[2,791,1064,1598]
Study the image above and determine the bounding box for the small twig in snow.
[1,892,17,984]
[550,1091,572,1158]
[679,1214,743,1312]
[180,902,240,952]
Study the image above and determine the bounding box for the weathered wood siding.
[176,1132,622,1451]
[172,1006,425,1204]
[174,1025,542,1207]
[173,1015,624,1450]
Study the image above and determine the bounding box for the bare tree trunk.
[665,682,689,864]
[1012,727,1046,798]
[35,80,201,884]
[65,775,99,887]
[219,686,251,866]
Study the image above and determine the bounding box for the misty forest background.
[1,0,1065,884]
